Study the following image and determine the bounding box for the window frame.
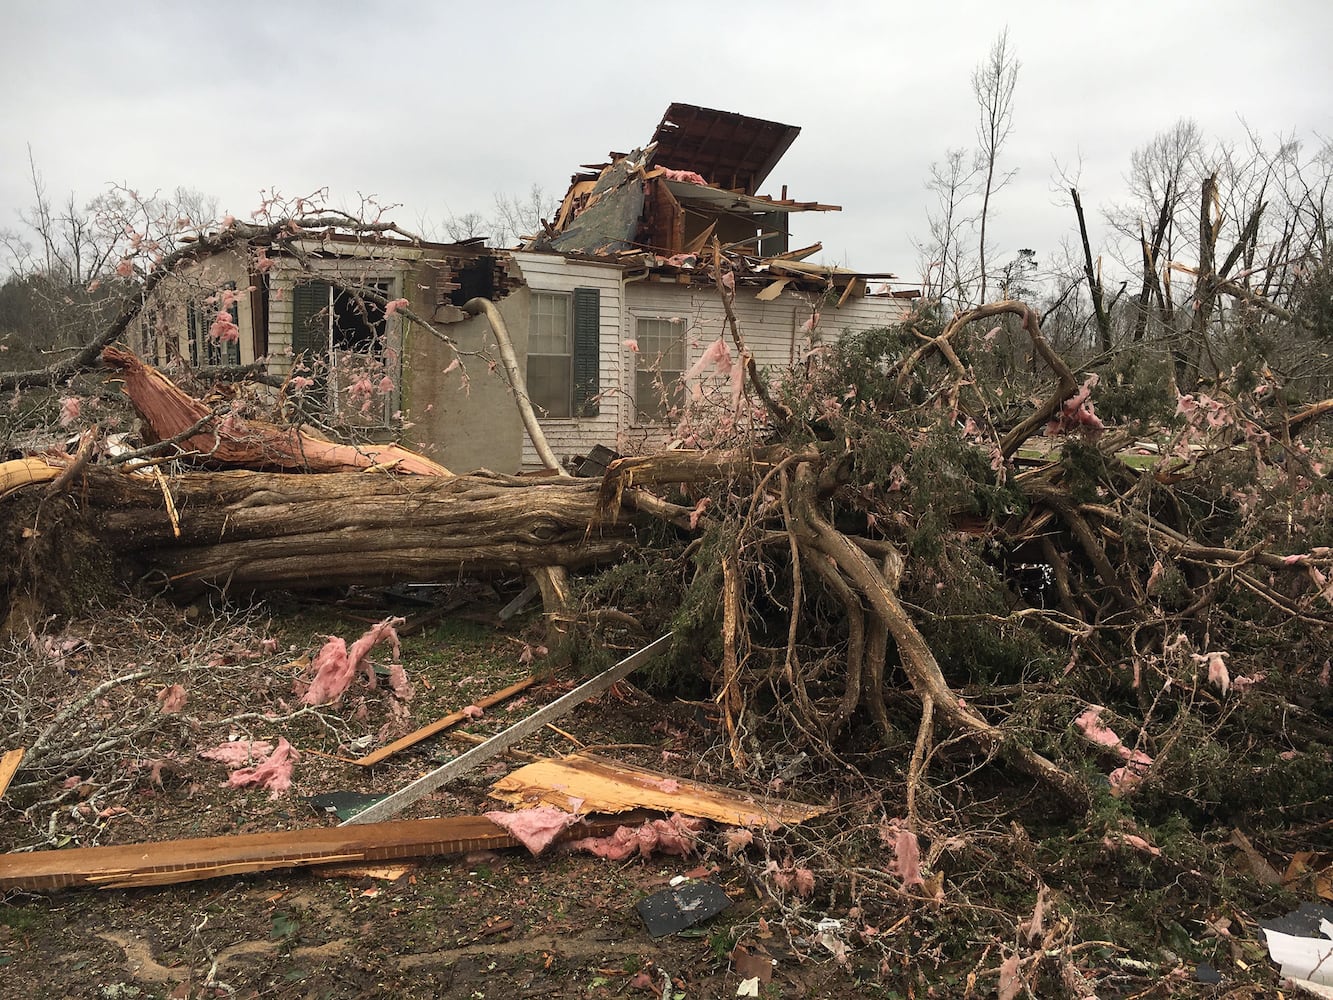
[290,276,399,426]
[188,281,241,367]
[527,290,574,419]
[630,314,687,425]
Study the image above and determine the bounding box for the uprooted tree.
[1,150,1331,860]
[3,257,1332,839]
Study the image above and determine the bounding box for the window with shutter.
[187,281,242,367]
[527,288,602,420]
[291,281,331,364]
[290,280,332,410]
[289,279,395,422]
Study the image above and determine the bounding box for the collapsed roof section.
[530,103,900,301]
[650,102,802,196]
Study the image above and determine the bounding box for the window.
[188,282,241,367]
[634,317,685,423]
[291,278,394,422]
[527,287,601,419]
[527,291,572,418]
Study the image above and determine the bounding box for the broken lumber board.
[0,749,23,801]
[0,812,643,892]
[497,581,541,621]
[343,633,673,826]
[0,459,59,500]
[353,674,540,767]
[489,753,827,827]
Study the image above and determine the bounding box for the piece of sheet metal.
[341,633,673,826]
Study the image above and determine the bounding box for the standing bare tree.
[918,148,979,309]
[971,29,1019,303]
[490,184,559,247]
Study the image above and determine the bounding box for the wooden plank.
[497,582,541,622]
[836,276,867,308]
[489,753,827,827]
[0,749,24,801]
[353,674,540,768]
[343,634,674,826]
[0,813,640,892]
[755,278,790,302]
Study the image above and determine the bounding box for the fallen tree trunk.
[1,462,635,602]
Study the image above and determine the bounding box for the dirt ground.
[0,587,886,1000]
[0,585,1305,999]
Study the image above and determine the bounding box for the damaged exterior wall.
[130,247,256,367]
[399,288,530,474]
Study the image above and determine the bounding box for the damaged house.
[407,103,913,472]
[139,104,913,473]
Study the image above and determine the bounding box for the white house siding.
[508,252,624,470]
[619,279,909,443]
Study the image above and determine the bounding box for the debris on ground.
[1261,903,1333,989]
[0,812,643,891]
[488,753,826,826]
[353,673,538,767]
[636,880,732,938]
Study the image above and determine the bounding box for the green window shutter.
[572,286,600,417]
[291,281,330,361]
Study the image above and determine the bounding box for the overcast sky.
[2,1,1329,289]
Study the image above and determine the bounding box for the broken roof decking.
[537,102,839,261]
[651,102,802,195]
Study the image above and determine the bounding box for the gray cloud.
[2,0,1329,288]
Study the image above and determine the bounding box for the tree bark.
[3,462,633,600]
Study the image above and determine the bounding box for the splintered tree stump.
[101,345,453,476]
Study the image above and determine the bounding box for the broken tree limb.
[711,238,794,431]
[1072,187,1112,353]
[352,674,540,767]
[342,633,673,826]
[0,457,61,500]
[102,346,452,476]
[461,296,567,476]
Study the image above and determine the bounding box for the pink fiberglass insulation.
[199,740,274,767]
[891,829,924,889]
[226,737,298,798]
[302,616,407,705]
[484,807,579,856]
[302,637,353,706]
[1074,705,1154,797]
[569,814,704,861]
[658,167,708,185]
[156,684,187,714]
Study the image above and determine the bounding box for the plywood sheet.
[488,753,825,827]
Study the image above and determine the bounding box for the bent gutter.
[461,297,568,477]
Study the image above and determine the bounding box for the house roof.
[660,178,837,215]
[651,103,801,196]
